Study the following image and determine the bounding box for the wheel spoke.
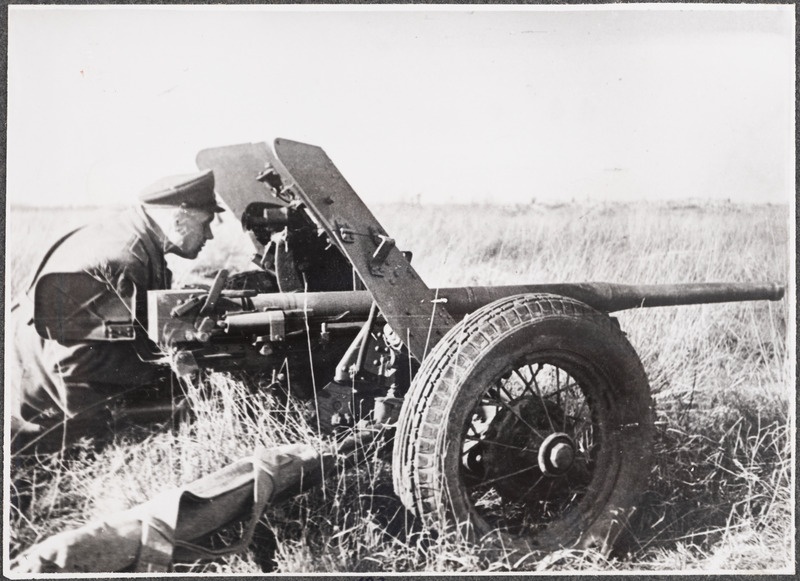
[529,364,543,396]
[463,434,529,451]
[513,368,537,399]
[542,479,557,504]
[562,386,583,432]
[562,412,592,428]
[526,367,556,432]
[478,463,539,487]
[518,472,546,501]
[485,394,546,439]
[465,423,484,439]
[555,367,569,409]
[492,381,516,403]
[541,381,579,400]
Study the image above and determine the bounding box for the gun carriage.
[33,139,785,558]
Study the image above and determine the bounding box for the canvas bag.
[11,442,326,573]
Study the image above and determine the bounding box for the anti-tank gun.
[32,139,786,562]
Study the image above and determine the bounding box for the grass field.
[5,200,793,573]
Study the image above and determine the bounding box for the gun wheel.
[392,294,653,562]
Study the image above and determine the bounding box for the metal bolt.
[549,443,575,471]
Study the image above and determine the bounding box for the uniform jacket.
[10,205,174,426]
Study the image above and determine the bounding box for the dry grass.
[5,200,793,573]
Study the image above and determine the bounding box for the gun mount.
[34,139,786,562]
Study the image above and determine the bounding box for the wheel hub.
[538,433,576,476]
[479,396,569,500]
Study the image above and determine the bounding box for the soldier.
[9,170,224,454]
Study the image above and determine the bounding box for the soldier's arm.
[95,244,160,349]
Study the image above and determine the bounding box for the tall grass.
[5,200,792,572]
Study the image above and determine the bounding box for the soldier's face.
[171,208,215,259]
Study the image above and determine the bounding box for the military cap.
[138,169,225,212]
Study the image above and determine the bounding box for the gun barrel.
[593,281,785,310]
[228,281,785,331]
[441,282,785,314]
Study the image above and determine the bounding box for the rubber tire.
[392,294,654,559]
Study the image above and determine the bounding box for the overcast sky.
[6,5,795,207]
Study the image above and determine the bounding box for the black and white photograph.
[4,4,795,574]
